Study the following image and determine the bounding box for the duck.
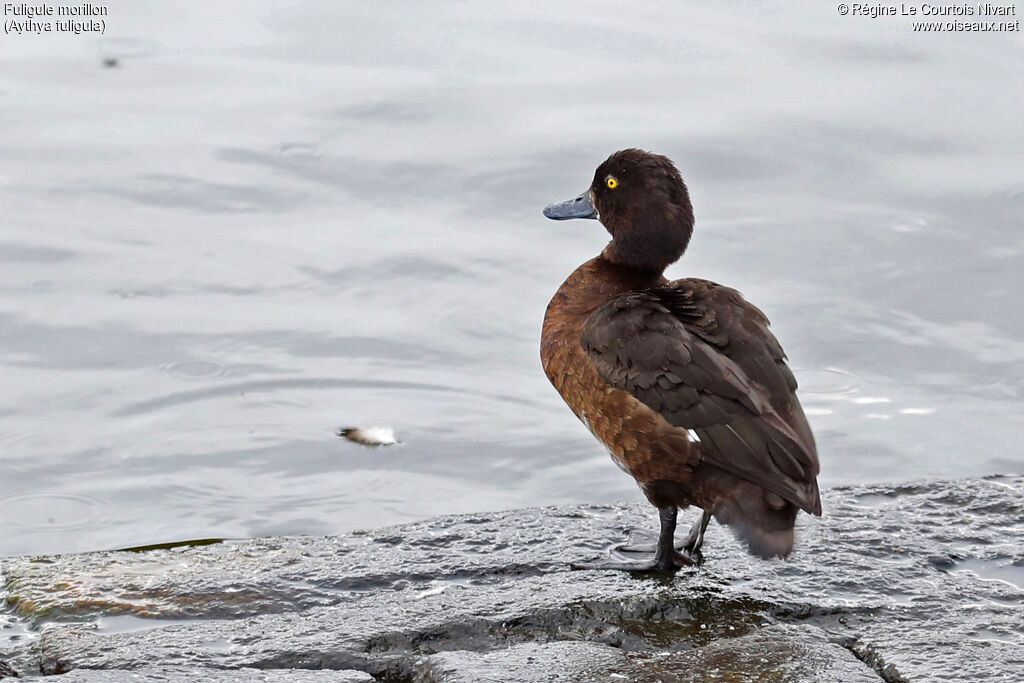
[540,149,821,571]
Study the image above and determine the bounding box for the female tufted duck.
[541,149,821,571]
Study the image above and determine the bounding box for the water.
[0,1,1021,558]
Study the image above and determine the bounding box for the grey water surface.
[0,1,1022,558]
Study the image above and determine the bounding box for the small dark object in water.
[540,149,821,571]
[102,57,119,68]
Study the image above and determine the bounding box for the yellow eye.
[606,176,619,189]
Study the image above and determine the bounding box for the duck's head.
[543,149,694,272]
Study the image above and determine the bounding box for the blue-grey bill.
[543,191,597,220]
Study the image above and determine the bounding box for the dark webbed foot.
[575,507,705,573]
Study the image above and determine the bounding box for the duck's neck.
[601,204,693,271]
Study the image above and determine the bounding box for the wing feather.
[581,280,821,514]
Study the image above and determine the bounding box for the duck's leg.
[574,506,699,572]
[614,508,711,555]
[680,509,712,553]
[649,506,687,568]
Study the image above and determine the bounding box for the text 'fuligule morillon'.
[3,3,108,18]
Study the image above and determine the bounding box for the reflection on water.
[0,0,1021,556]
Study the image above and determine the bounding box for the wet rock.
[1,475,1022,681]
[414,641,626,683]
[39,668,372,682]
[643,624,881,683]
[414,625,880,682]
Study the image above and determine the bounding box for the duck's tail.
[713,480,799,559]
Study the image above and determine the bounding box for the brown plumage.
[541,149,821,570]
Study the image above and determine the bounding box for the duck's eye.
[605,176,619,190]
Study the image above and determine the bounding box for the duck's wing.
[580,279,821,515]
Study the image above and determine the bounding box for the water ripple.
[278,142,322,160]
[793,367,861,398]
[112,377,457,417]
[160,360,230,381]
[0,492,111,532]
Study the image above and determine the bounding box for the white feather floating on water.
[337,426,399,447]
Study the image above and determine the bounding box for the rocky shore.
[2,475,1022,681]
